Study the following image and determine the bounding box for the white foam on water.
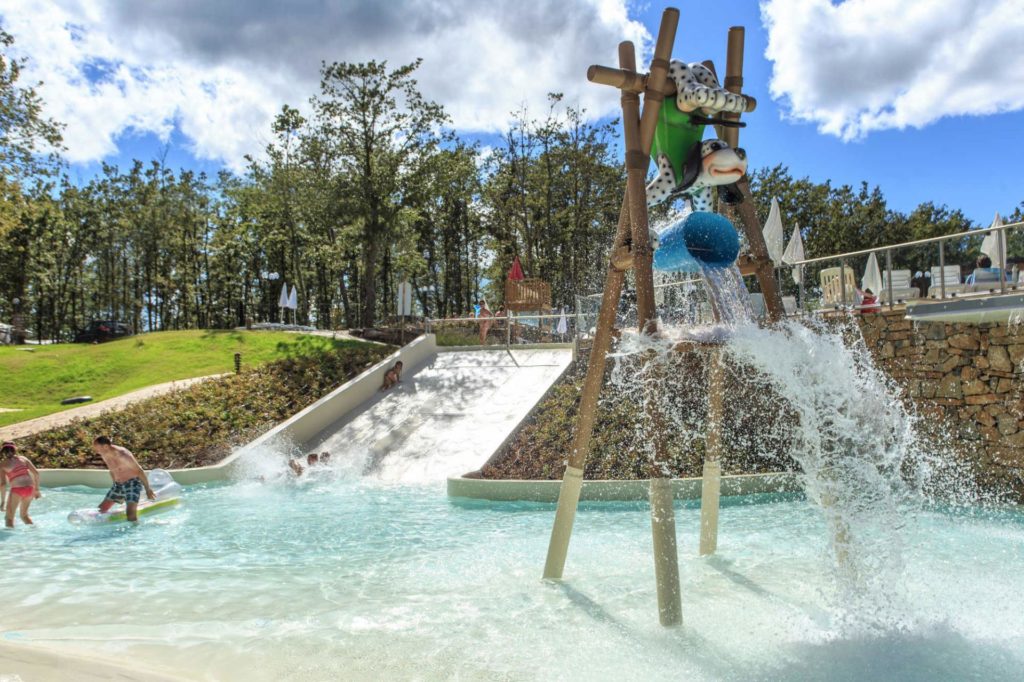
[612,259,991,636]
[725,318,921,633]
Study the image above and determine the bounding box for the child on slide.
[380,361,403,390]
[1,441,41,528]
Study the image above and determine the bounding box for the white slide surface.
[306,348,572,483]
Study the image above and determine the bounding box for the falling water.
[725,318,921,632]
[617,258,979,633]
[700,265,755,326]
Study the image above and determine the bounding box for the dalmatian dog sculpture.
[668,61,750,115]
[647,138,747,211]
[646,59,752,209]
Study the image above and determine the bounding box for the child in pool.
[287,453,320,478]
[1,441,41,528]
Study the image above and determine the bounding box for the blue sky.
[626,0,1024,223]
[9,0,1024,225]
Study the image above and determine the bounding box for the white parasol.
[781,224,805,284]
[763,197,785,266]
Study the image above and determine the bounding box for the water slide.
[242,335,573,483]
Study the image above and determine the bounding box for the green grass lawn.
[0,330,368,427]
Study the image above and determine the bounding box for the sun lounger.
[819,266,857,306]
[928,265,964,298]
[879,269,920,303]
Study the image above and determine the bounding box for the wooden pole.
[544,10,678,599]
[699,348,726,555]
[587,65,757,112]
[619,30,684,626]
[719,27,785,323]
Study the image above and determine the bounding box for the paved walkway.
[0,374,227,441]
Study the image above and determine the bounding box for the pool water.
[3,474,1023,681]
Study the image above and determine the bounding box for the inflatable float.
[68,469,183,524]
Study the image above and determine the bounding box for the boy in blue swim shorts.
[93,436,155,522]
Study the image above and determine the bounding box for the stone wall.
[857,310,1024,499]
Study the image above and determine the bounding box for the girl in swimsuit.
[1,441,41,528]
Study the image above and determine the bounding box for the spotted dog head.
[667,61,750,116]
[693,139,746,186]
[646,139,747,210]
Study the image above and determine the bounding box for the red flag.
[508,256,525,281]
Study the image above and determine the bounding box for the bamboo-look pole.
[699,348,726,555]
[618,32,684,626]
[543,10,678,600]
[543,193,632,581]
[587,65,757,112]
[719,26,784,323]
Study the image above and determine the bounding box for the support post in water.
[543,8,682,628]
[719,27,785,323]
[700,349,726,555]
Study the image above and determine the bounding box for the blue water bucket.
[653,211,740,272]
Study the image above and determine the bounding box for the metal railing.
[787,219,1024,311]
[576,275,719,330]
[424,312,577,351]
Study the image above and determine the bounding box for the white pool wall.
[38,335,440,488]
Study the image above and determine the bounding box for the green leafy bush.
[482,350,798,480]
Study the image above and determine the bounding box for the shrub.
[482,348,798,480]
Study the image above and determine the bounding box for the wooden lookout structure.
[503,278,551,313]
[542,8,784,627]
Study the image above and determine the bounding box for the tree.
[0,26,64,333]
[480,96,623,307]
[311,59,447,326]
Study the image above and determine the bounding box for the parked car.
[74,320,132,343]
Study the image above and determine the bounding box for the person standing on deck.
[1,441,41,528]
[93,436,155,522]
[478,300,494,344]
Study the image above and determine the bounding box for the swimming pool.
[3,472,1023,681]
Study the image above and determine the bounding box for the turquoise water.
[3,476,1023,681]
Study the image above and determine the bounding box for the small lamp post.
[11,297,25,345]
[265,272,280,324]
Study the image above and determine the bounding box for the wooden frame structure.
[504,278,551,313]
[542,9,783,627]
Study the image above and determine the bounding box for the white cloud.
[0,1,648,171]
[761,0,1024,140]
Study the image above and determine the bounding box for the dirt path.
[0,373,227,441]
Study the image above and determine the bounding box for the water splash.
[613,257,982,633]
[725,318,920,633]
[231,438,368,484]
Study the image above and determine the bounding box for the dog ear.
[678,142,704,191]
[718,182,744,206]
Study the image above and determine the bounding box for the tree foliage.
[0,29,1017,341]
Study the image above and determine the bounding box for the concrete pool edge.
[446,471,802,502]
